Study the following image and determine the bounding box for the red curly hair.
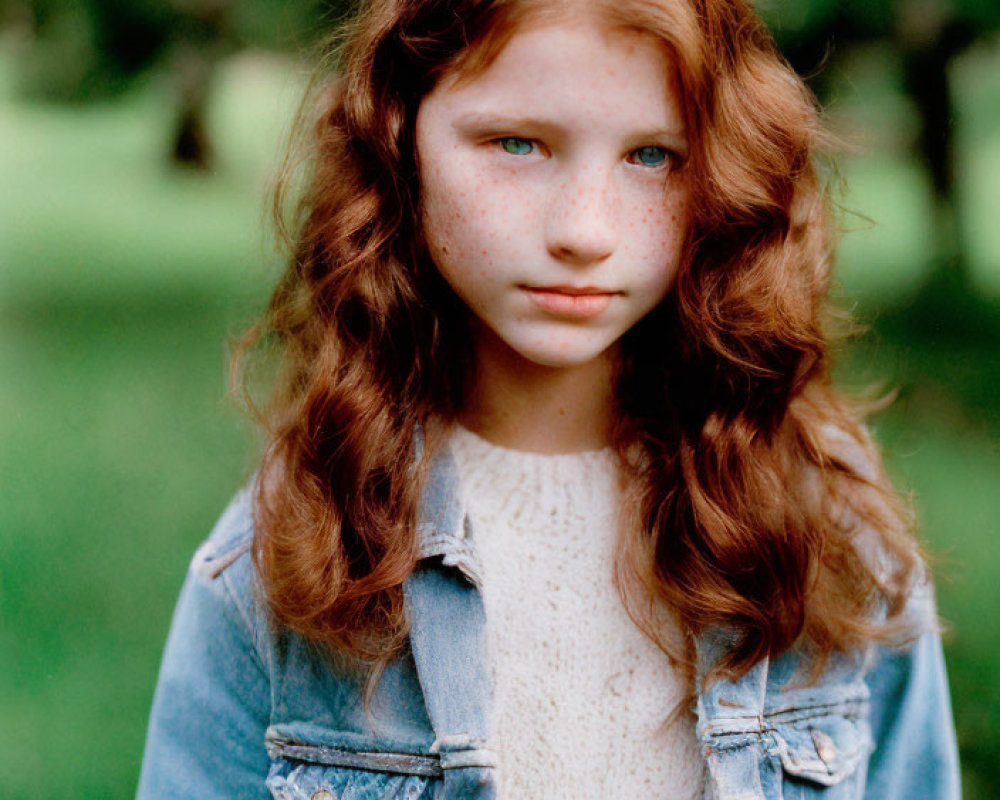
[238,0,921,683]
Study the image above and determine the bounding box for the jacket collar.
[413,434,484,587]
[405,440,497,800]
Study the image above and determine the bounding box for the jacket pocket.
[265,740,440,800]
[769,709,873,794]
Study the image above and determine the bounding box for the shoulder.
[184,483,266,646]
[806,422,900,553]
[191,482,255,581]
[806,421,936,633]
[815,421,880,481]
[139,485,275,798]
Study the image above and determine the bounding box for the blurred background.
[1,0,997,797]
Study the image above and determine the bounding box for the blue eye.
[498,137,534,156]
[631,146,668,167]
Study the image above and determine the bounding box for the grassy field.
[2,45,999,799]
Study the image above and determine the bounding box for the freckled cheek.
[423,156,542,273]
[451,189,541,253]
[620,212,686,259]
[627,187,689,237]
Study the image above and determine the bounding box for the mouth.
[520,285,618,319]
[525,284,617,296]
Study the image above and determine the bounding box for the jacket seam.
[221,555,270,677]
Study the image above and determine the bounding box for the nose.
[545,165,619,266]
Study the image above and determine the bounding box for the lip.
[521,285,618,319]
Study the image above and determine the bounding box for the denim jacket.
[137,444,960,800]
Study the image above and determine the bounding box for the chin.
[506,337,616,370]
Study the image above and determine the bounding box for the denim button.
[311,790,334,800]
[811,729,838,766]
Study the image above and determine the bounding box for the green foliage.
[761,0,1000,40]
[13,0,172,99]
[8,0,350,101]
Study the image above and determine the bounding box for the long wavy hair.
[238,0,921,686]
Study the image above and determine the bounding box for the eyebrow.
[453,111,687,148]
[453,112,562,136]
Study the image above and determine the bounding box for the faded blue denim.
[137,444,960,799]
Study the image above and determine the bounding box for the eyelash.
[492,137,674,169]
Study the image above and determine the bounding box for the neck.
[458,326,616,454]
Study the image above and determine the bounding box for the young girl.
[138,0,960,798]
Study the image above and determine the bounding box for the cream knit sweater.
[448,426,703,800]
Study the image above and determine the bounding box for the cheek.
[423,161,539,276]
[621,187,691,285]
[423,163,477,268]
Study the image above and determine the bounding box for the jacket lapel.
[404,444,498,799]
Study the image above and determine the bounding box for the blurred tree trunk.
[169,0,233,170]
[171,41,214,168]
[895,0,974,287]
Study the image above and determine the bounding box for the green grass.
[2,44,999,800]
[0,50,298,798]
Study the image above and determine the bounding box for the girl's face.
[416,15,691,370]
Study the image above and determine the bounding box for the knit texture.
[448,425,703,800]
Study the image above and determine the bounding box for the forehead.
[426,17,684,133]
